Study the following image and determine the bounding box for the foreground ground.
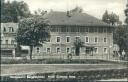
[1,64,127,76]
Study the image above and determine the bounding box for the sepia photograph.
[1,0,128,82]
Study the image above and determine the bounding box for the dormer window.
[3,27,6,32]
[8,27,14,32]
[12,28,14,32]
[9,27,12,32]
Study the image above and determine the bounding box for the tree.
[114,25,128,56]
[109,13,119,25]
[73,39,84,56]
[34,8,47,16]
[16,16,50,60]
[102,10,119,25]
[1,1,31,23]
[102,10,110,24]
[125,1,128,24]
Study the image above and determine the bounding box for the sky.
[5,0,127,23]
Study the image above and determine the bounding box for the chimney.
[67,11,72,17]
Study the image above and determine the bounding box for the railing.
[1,44,16,49]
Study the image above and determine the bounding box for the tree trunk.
[75,48,80,56]
[30,46,33,60]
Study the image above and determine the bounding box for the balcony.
[1,44,16,49]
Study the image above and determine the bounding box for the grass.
[1,58,126,64]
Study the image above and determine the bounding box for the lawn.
[1,64,127,76]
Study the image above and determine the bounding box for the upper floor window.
[3,27,6,32]
[98,28,103,33]
[56,47,61,53]
[8,27,14,32]
[5,40,8,44]
[12,28,14,32]
[66,36,70,43]
[85,36,89,43]
[1,40,2,44]
[86,27,89,32]
[94,37,98,43]
[47,38,50,42]
[104,38,107,43]
[11,40,15,44]
[56,36,60,43]
[103,28,107,33]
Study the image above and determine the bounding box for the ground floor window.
[36,47,40,53]
[85,48,91,54]
[47,48,51,53]
[104,47,107,53]
[94,47,98,54]
[1,50,13,57]
[66,47,70,53]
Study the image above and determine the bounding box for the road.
[1,64,127,76]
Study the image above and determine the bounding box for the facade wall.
[1,23,18,58]
[33,26,113,57]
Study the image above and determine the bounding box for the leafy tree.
[34,8,47,16]
[114,25,128,56]
[73,39,84,56]
[16,16,50,60]
[109,13,119,25]
[1,1,31,23]
[125,2,128,24]
[102,10,119,25]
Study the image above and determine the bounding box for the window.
[66,36,70,43]
[1,40,2,44]
[47,38,50,42]
[85,48,90,54]
[12,28,14,32]
[3,27,6,32]
[98,27,103,33]
[89,28,94,33]
[56,36,60,43]
[66,48,70,53]
[76,36,80,41]
[37,47,40,53]
[94,48,98,54]
[47,48,50,53]
[11,40,15,44]
[103,28,107,33]
[9,27,12,32]
[94,37,98,43]
[94,27,98,32]
[104,38,107,43]
[86,27,89,32]
[5,40,8,44]
[56,47,61,53]
[104,48,107,53]
[85,36,89,43]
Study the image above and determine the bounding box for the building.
[1,23,18,58]
[32,11,114,59]
[1,11,114,59]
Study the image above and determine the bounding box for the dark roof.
[44,11,111,26]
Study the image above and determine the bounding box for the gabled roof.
[44,11,111,26]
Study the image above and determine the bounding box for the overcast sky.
[6,0,127,23]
